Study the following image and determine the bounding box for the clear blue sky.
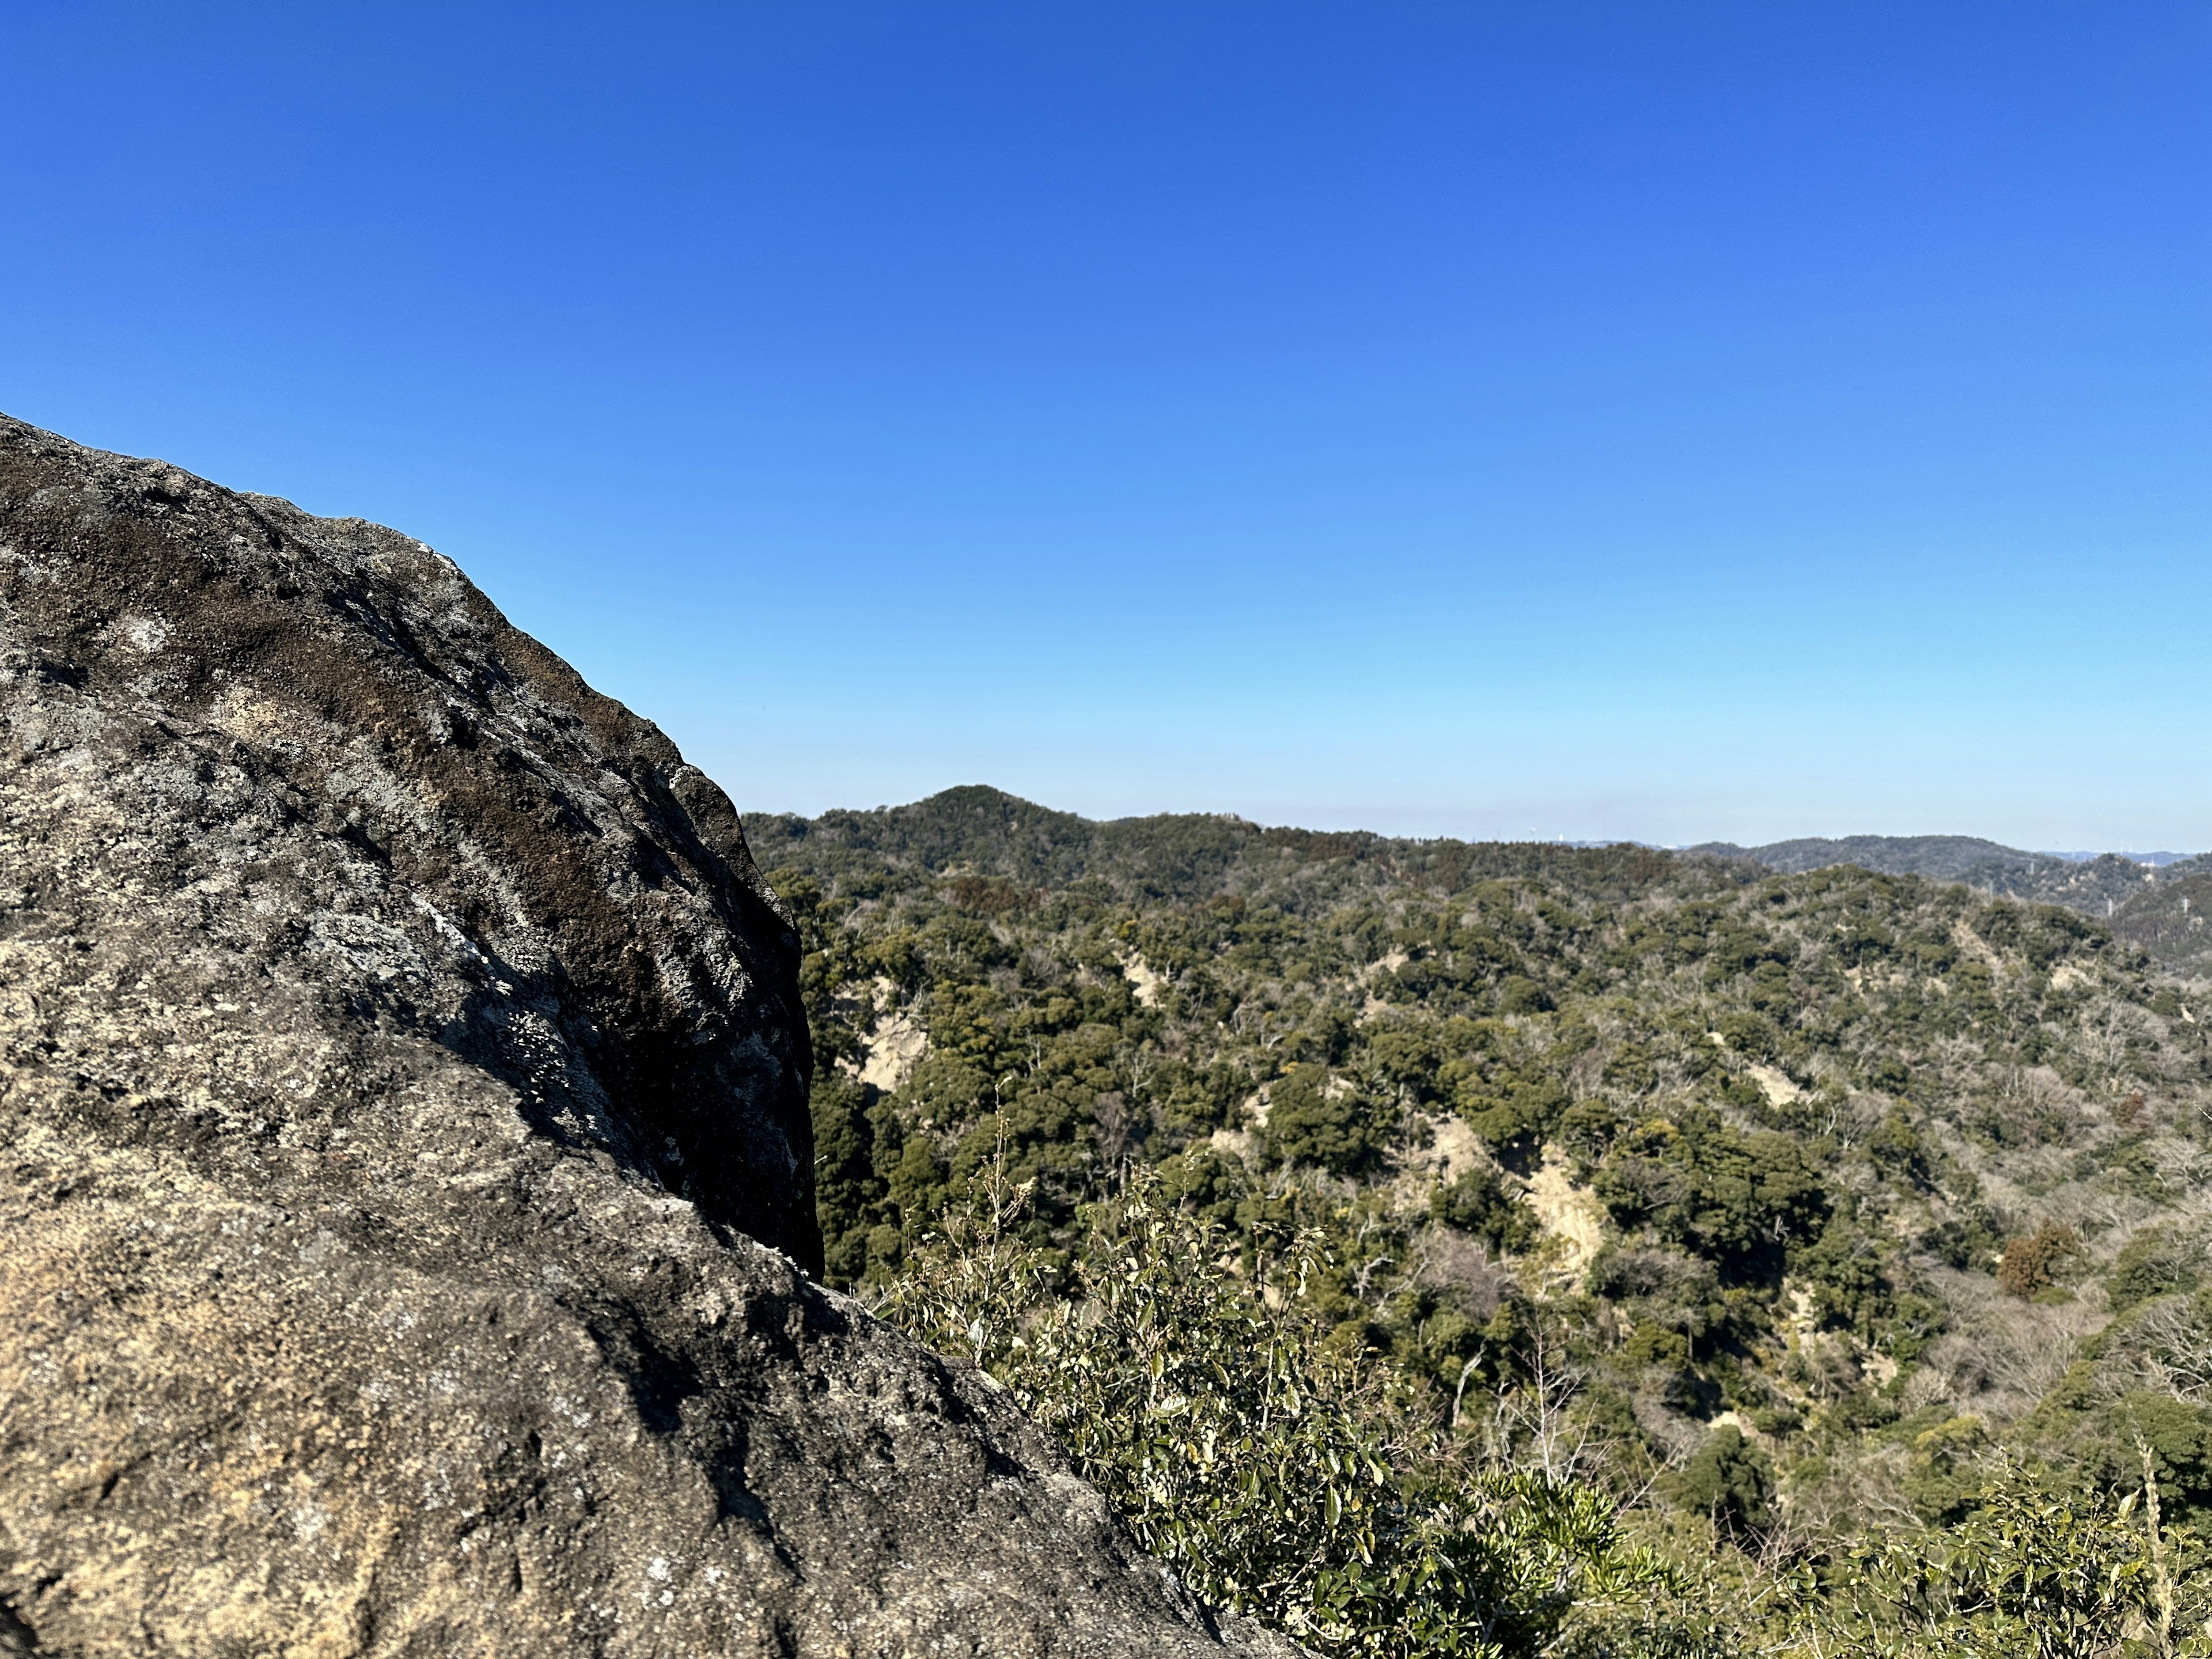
[5,2,2206,849]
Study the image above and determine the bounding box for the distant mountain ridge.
[2035,849,2195,867]
[745,784,1679,908]
[1692,833,2203,878]
[752,791,2211,979]
[1694,834,2206,946]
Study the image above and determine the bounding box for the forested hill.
[751,790,2210,968]
[747,783,1690,908]
[1696,833,2115,882]
[747,785,2212,1573]
[1698,832,2210,966]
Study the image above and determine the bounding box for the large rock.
[0,415,1294,1657]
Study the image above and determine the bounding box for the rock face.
[0,415,1294,1657]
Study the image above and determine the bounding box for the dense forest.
[1695,834,2211,975]
[749,787,2212,1656]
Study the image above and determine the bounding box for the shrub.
[1593,1107,1829,1285]
[879,1170,1680,1658]
[1997,1224,2080,1300]
[1797,1458,2209,1658]
[1668,1425,1773,1539]
[1267,1064,1385,1176]
[1866,1108,1936,1190]
[1431,1165,1536,1255]
[1497,974,1554,1016]
[2109,1226,2203,1314]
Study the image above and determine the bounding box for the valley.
[754,785,2212,1646]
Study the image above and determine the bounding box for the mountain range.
[749,793,2211,979]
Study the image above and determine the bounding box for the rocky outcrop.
[0,415,1295,1657]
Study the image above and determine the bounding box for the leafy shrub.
[1794,1219,1895,1340]
[1557,1097,1628,1169]
[1866,1108,1937,1189]
[1998,1224,2081,1300]
[1267,1063,1385,1176]
[1497,974,1554,1016]
[1154,1144,1243,1228]
[1591,1248,1722,1346]
[1456,1077,1570,1161]
[1667,1425,1773,1538]
[1593,1107,1829,1285]
[1902,1413,1990,1525]
[2113,1394,2212,1520]
[875,1171,2212,1658]
[810,1069,891,1283]
[880,1171,1680,1658]
[1797,1459,2209,1658]
[1921,1213,2003,1273]
[1431,1165,1536,1255]
[2109,1227,2204,1314]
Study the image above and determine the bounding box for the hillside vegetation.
[751,787,2212,1654]
[1702,834,2211,975]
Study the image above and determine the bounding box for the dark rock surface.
[0,415,1297,1657]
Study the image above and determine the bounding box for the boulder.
[0,415,1294,1657]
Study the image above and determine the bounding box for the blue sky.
[4,2,2206,848]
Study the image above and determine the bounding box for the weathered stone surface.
[0,415,1296,1657]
